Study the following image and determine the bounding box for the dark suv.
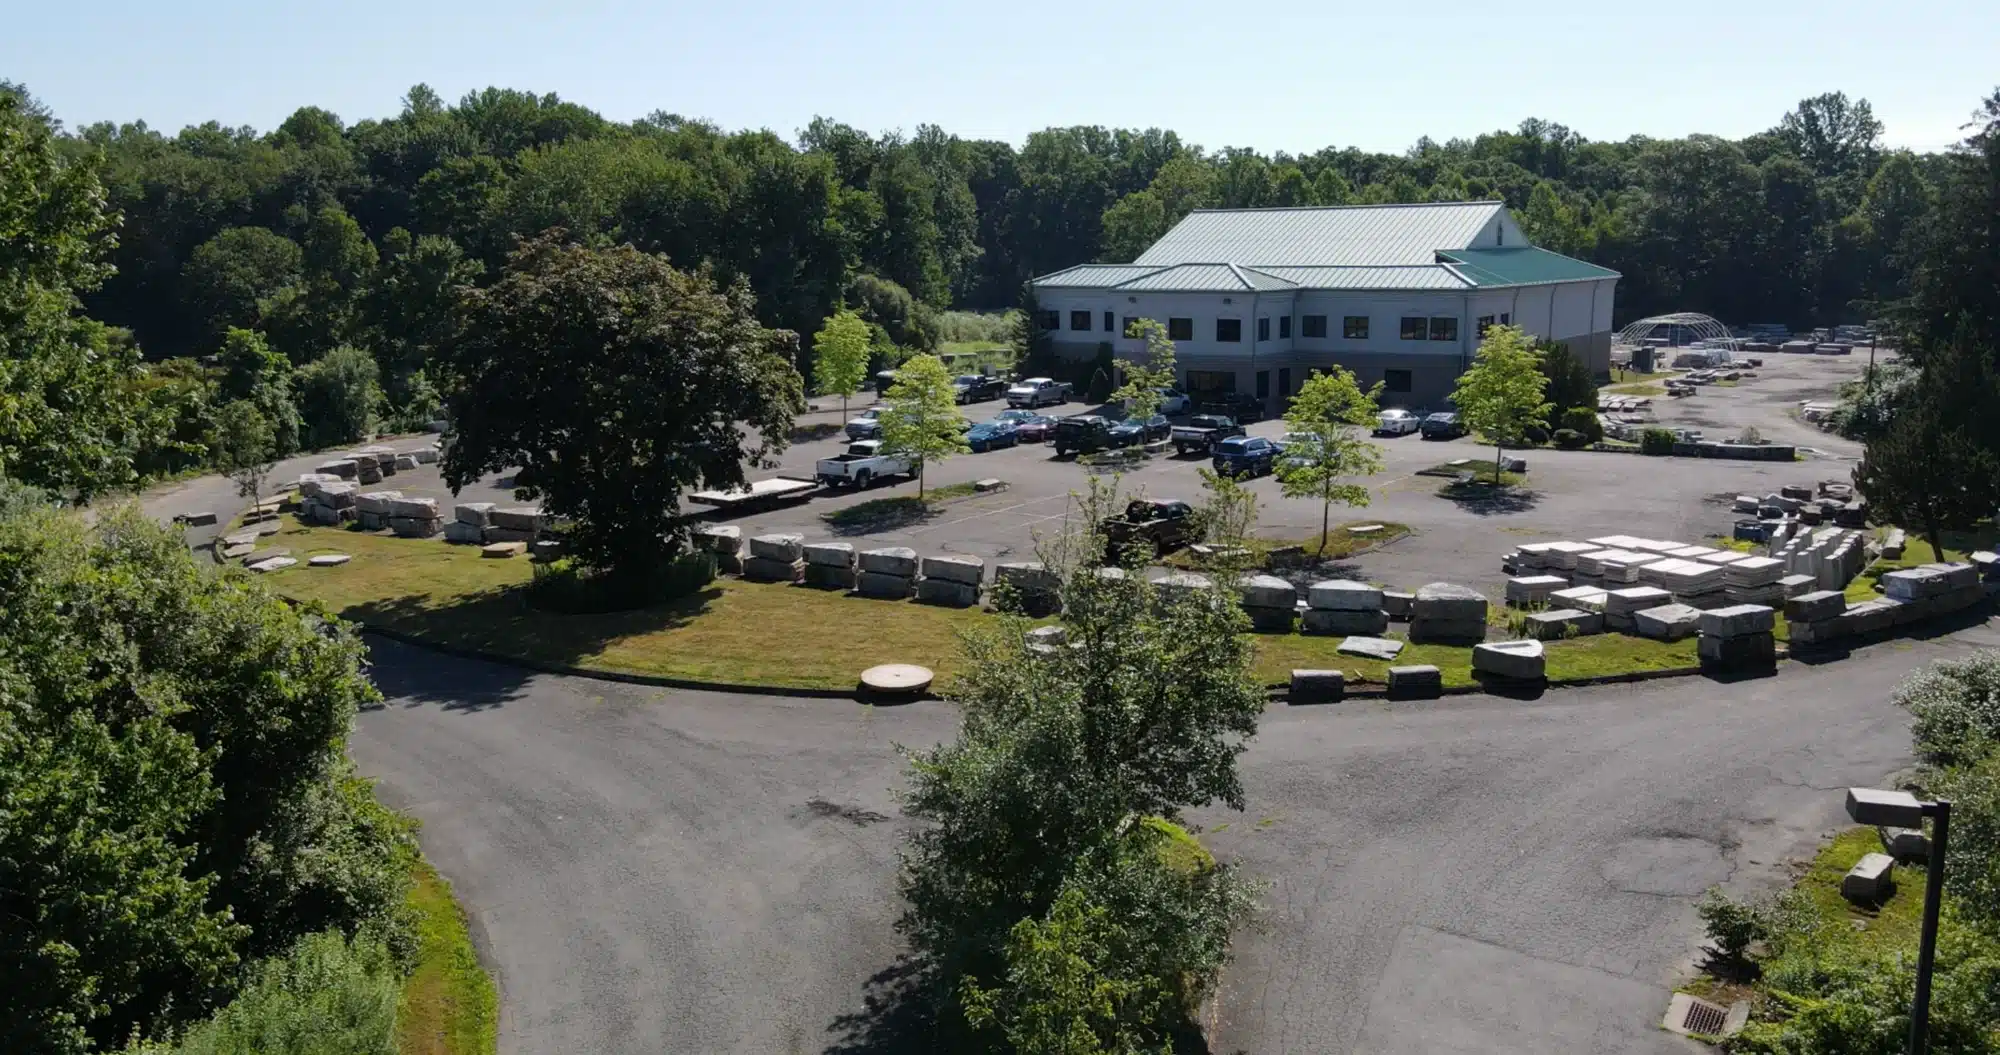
[1052,415,1114,457]
[1211,435,1284,478]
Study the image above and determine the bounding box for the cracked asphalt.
[351,612,2000,1054]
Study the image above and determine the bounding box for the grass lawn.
[397,861,498,1055]
[1601,382,1667,396]
[268,519,1700,691]
[819,481,981,530]
[1162,521,1410,571]
[1603,369,1678,386]
[939,341,1012,373]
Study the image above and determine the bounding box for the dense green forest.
[0,79,1992,499]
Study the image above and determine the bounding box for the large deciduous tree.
[1109,317,1178,421]
[1853,328,2000,560]
[811,308,871,420]
[1274,367,1384,546]
[439,232,803,573]
[1450,325,1552,482]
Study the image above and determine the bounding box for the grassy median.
[397,861,499,1055]
[265,519,1699,692]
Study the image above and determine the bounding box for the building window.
[1301,315,1328,338]
[1279,316,1291,339]
[1216,318,1242,343]
[1103,310,1115,332]
[1122,316,1139,337]
[1343,315,1370,340]
[1429,317,1459,342]
[1185,369,1236,395]
[1499,312,1511,326]
[1037,310,1060,331]
[1384,369,1412,392]
[1400,317,1428,341]
[1168,317,1194,341]
[1477,315,1496,337]
[1257,317,1270,342]
[1070,310,1092,331]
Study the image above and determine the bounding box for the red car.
[994,410,1056,442]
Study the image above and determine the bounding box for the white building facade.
[1030,202,1619,413]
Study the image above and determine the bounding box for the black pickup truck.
[1102,498,1197,557]
[1053,415,1114,457]
[1170,414,1245,456]
[953,374,1008,404]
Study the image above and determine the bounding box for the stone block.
[1505,575,1569,607]
[1550,585,1610,612]
[1382,589,1414,618]
[802,542,855,569]
[316,481,356,507]
[1336,635,1405,660]
[1309,579,1383,611]
[1840,852,1895,904]
[1780,484,1814,501]
[1290,669,1345,704]
[1240,574,1297,610]
[1698,631,1776,668]
[1302,608,1389,636]
[1150,571,1213,602]
[802,563,856,590]
[1473,639,1546,681]
[921,554,985,586]
[482,527,536,544]
[489,507,544,532]
[394,454,419,470]
[356,466,383,485]
[1413,582,1487,622]
[1779,573,1818,598]
[1525,608,1603,640]
[354,490,403,514]
[856,571,914,598]
[1699,604,1776,638]
[1242,605,1297,632]
[317,459,358,479]
[1785,590,1847,623]
[247,555,297,572]
[480,542,526,559]
[389,516,441,538]
[389,497,438,519]
[455,501,495,527]
[860,547,919,576]
[532,540,563,560]
[1845,598,1901,635]
[1409,617,1488,645]
[308,553,351,567]
[410,445,440,463]
[748,533,805,563]
[1879,826,1931,861]
[1605,586,1672,614]
[1972,551,2000,582]
[1386,665,1443,700]
[916,578,981,607]
[1025,625,1067,651]
[743,556,804,583]
[694,524,741,554]
[357,511,388,532]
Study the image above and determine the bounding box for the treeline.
[0,79,1985,500]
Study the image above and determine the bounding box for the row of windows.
[1048,310,1481,344]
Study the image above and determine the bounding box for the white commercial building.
[1030,201,1619,412]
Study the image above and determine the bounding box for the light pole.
[1845,787,1953,1055]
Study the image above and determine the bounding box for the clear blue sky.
[4,0,1993,153]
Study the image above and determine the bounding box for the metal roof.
[1134,202,1506,267]
[1035,264,1165,288]
[1115,264,1267,292]
[1436,247,1621,287]
[1248,265,1471,291]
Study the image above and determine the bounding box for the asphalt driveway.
[350,613,2000,1054]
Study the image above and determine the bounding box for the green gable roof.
[1437,247,1620,287]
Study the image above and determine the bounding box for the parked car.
[1200,392,1266,423]
[1374,408,1421,436]
[1279,431,1318,469]
[965,420,1019,452]
[844,407,885,440]
[1006,376,1072,408]
[1159,389,1192,415]
[815,440,914,489]
[1211,435,1284,478]
[1053,415,1114,457]
[1420,411,1467,440]
[1108,414,1172,447]
[1170,414,1245,456]
[994,410,1056,442]
[953,374,1008,404]
[1101,498,1197,557]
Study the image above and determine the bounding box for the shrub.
[295,346,383,450]
[1698,887,1768,973]
[1552,428,1587,449]
[1640,427,1677,455]
[527,551,715,613]
[150,931,399,1055]
[1895,651,2000,770]
[1560,406,1603,443]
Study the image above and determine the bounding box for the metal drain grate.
[1682,999,1728,1035]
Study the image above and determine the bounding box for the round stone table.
[859,663,935,695]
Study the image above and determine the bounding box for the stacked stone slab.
[1549,585,1609,613]
[693,525,743,573]
[1782,563,1985,646]
[1505,575,1568,608]
[298,480,356,524]
[1779,573,1818,599]
[353,489,403,530]
[859,547,918,598]
[1304,580,1388,635]
[1525,608,1602,639]
[1722,555,1786,604]
[744,533,805,583]
[1603,586,1671,631]
[445,502,493,544]
[1775,526,1865,591]
[918,555,984,607]
[1635,558,1727,605]
[1382,590,1414,619]
[1239,574,1298,631]
[802,542,857,590]
[388,496,442,537]
[994,561,1060,613]
[1634,603,1703,641]
[1697,604,1777,671]
[316,458,358,480]
[1473,639,1545,682]
[1410,583,1487,644]
[1151,570,1213,605]
[485,507,545,544]
[347,452,384,485]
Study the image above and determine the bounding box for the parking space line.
[904,493,1073,535]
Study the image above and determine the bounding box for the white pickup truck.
[815,440,914,489]
[1006,377,1072,408]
